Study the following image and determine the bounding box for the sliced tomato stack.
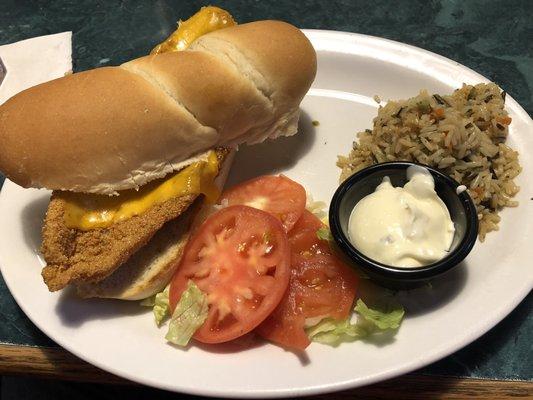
[169,175,359,350]
[257,210,358,350]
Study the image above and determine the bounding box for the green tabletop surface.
[0,0,531,391]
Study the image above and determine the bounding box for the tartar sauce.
[456,185,467,195]
[348,166,455,268]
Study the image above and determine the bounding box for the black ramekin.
[329,162,478,288]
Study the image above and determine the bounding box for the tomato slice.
[219,175,306,232]
[256,210,359,350]
[290,207,323,233]
[169,205,291,344]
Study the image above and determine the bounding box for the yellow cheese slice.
[62,151,219,230]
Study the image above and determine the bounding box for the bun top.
[0,21,316,194]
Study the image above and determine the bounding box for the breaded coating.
[75,199,200,300]
[41,148,228,292]
[41,192,198,291]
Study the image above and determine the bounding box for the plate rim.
[0,29,532,398]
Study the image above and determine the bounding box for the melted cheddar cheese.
[62,151,219,230]
[151,6,236,54]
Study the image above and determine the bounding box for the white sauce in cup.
[348,166,455,268]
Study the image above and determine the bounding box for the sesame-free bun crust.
[0,21,316,194]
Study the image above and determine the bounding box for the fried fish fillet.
[41,149,228,292]
[41,192,198,291]
[75,198,200,300]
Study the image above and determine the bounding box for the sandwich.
[0,9,317,300]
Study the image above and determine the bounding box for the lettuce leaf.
[153,286,171,326]
[140,296,155,307]
[305,192,327,220]
[306,299,404,347]
[140,285,171,326]
[306,318,367,345]
[316,227,333,242]
[354,298,404,330]
[165,281,208,346]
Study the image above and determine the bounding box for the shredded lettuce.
[316,226,333,242]
[153,286,171,326]
[306,299,404,346]
[354,298,403,330]
[165,281,208,346]
[306,192,328,221]
[140,295,156,307]
[306,318,367,345]
[140,286,171,326]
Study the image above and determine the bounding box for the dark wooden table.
[0,1,531,398]
[0,344,531,399]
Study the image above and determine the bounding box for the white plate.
[1,30,532,398]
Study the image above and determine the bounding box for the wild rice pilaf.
[337,83,521,241]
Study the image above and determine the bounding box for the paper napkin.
[0,32,72,105]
